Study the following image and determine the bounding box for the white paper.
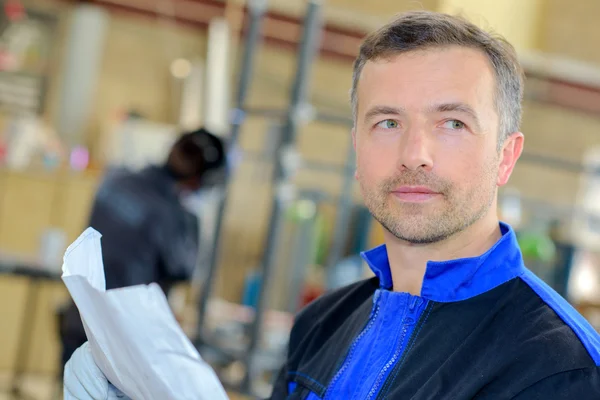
[62,228,229,400]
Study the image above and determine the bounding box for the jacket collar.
[360,222,526,302]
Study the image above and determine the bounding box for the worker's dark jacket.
[87,165,199,291]
[270,223,600,399]
[60,166,198,366]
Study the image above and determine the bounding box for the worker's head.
[351,11,524,244]
[165,128,227,191]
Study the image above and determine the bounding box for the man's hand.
[64,342,129,400]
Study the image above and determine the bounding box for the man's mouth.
[391,186,440,202]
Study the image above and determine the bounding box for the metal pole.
[230,0,268,145]
[325,137,356,269]
[196,0,267,341]
[287,191,323,314]
[243,0,323,392]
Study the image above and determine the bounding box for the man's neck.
[383,213,503,295]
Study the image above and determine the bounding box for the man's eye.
[442,120,465,130]
[376,119,399,129]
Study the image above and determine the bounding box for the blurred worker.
[63,11,600,400]
[59,127,227,373]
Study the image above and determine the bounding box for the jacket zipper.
[365,296,423,400]
[324,290,382,400]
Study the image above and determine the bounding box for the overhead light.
[170,58,191,79]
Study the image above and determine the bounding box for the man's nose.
[396,127,434,172]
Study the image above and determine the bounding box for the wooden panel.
[54,173,101,244]
[25,282,69,374]
[0,170,98,374]
[0,277,69,375]
[0,171,59,255]
[0,277,29,370]
[541,0,600,66]
[326,0,439,15]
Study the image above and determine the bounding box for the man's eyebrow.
[429,102,482,131]
[363,105,405,123]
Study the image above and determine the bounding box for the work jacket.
[89,165,199,291]
[270,223,600,399]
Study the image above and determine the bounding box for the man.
[269,11,600,399]
[64,11,600,400]
[60,127,227,373]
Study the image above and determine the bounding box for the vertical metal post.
[196,0,267,341]
[287,193,320,314]
[325,137,356,269]
[230,0,268,145]
[243,0,323,392]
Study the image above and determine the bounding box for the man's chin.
[386,224,452,244]
[387,202,439,217]
[374,211,449,240]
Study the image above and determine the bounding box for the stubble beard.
[360,165,498,244]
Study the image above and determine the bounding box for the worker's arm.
[511,367,600,400]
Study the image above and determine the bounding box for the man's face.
[354,46,522,244]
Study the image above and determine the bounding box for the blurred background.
[1,0,600,398]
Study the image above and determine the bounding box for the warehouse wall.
[88,14,210,159]
[511,102,599,207]
[541,0,600,66]
[512,0,600,207]
[31,0,600,211]
[0,170,99,373]
[269,0,439,30]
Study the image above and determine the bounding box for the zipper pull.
[409,296,420,311]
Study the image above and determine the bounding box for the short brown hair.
[351,11,524,143]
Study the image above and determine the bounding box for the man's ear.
[497,132,524,186]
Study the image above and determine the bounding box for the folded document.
[62,228,229,400]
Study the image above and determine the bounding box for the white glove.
[64,342,130,400]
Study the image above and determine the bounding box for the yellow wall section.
[0,170,99,373]
[438,0,544,52]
